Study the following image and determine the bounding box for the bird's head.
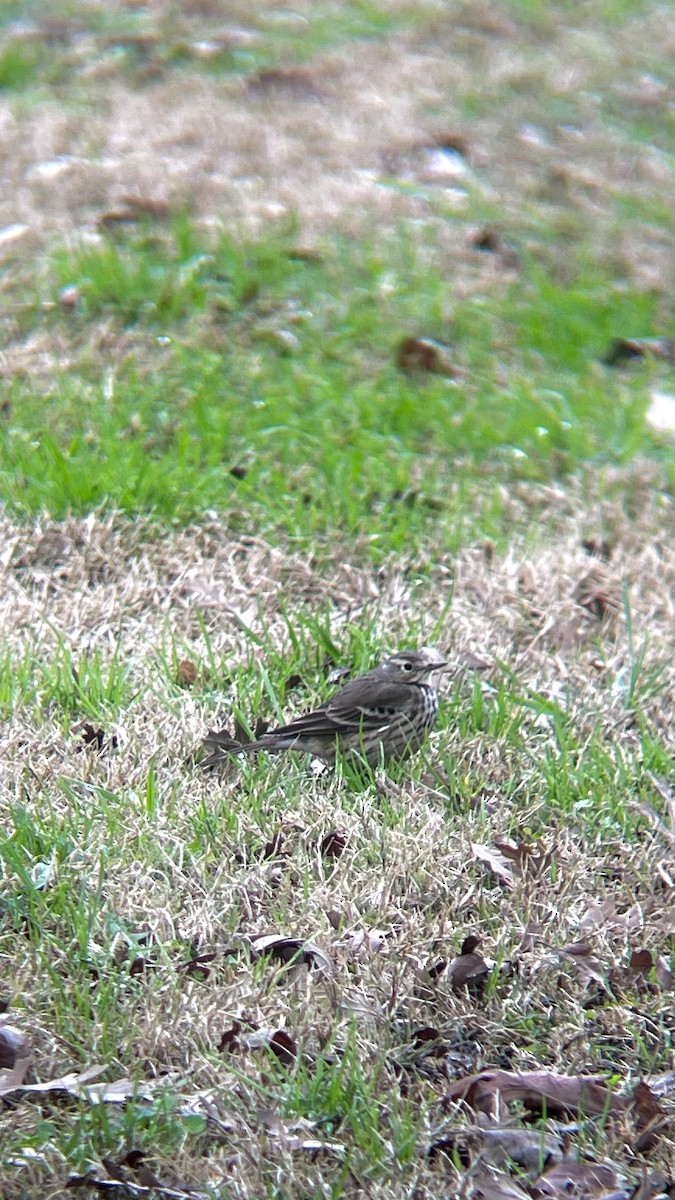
[381,647,448,684]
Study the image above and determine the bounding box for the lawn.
[1,1,675,1197]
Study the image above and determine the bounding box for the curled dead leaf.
[396,336,456,376]
[447,935,491,992]
[268,1030,298,1068]
[559,942,607,987]
[0,1062,151,1103]
[79,722,119,753]
[0,1021,29,1069]
[320,830,347,859]
[471,842,515,887]
[176,659,197,688]
[532,1158,628,1198]
[444,1068,626,1120]
[574,569,619,619]
[603,336,675,366]
[250,934,333,975]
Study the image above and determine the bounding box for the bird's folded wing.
[324,679,412,730]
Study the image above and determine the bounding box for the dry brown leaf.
[559,942,607,986]
[429,1124,563,1171]
[470,1170,532,1199]
[346,926,389,955]
[0,1062,148,1103]
[250,933,333,975]
[0,1021,29,1068]
[444,1068,625,1119]
[494,838,552,876]
[471,842,515,887]
[447,935,491,992]
[79,722,119,753]
[630,1080,667,1151]
[603,336,675,366]
[574,568,619,619]
[629,948,654,975]
[176,659,197,687]
[396,335,456,376]
[268,1030,298,1069]
[579,898,650,936]
[319,830,347,859]
[532,1157,628,1198]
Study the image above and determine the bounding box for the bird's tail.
[201,729,248,768]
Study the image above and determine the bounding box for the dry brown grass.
[2,466,675,1194]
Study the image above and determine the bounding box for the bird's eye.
[403,660,413,672]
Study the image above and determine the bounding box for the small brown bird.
[202,646,447,769]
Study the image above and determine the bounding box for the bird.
[202,646,447,769]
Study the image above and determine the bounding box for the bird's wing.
[249,678,405,741]
[324,678,413,730]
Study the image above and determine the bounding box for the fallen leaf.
[0,1062,150,1103]
[444,1068,625,1119]
[494,838,552,876]
[447,935,491,992]
[629,948,653,975]
[429,1124,562,1171]
[630,1080,667,1151]
[603,336,675,366]
[574,569,619,619]
[471,842,515,887]
[532,1158,628,1197]
[412,1026,442,1050]
[176,659,197,687]
[268,1030,298,1068]
[79,722,119,753]
[250,934,333,975]
[0,1021,29,1068]
[559,942,607,987]
[469,1170,532,1199]
[346,927,388,955]
[396,335,456,376]
[218,1022,242,1053]
[320,830,347,859]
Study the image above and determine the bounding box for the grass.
[2,540,675,1194]
[1,0,675,1194]
[0,214,670,552]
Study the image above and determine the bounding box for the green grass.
[2,0,675,1194]
[0,215,670,554]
